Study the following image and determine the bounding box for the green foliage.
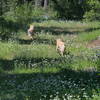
[84,0,100,21]
[32,8,57,21]
[0,1,57,40]
[51,0,86,20]
[0,17,14,39]
[0,70,100,100]
[4,3,33,25]
[0,67,3,74]
[0,2,33,39]
[0,20,100,100]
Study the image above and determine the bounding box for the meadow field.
[0,20,100,100]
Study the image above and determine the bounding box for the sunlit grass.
[8,66,61,74]
[77,30,100,42]
[0,20,100,72]
[0,20,100,100]
[0,41,59,60]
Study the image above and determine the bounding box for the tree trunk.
[43,0,48,10]
[35,0,41,8]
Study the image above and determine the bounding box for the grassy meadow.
[0,20,100,100]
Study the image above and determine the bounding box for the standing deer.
[27,25,34,39]
[56,38,65,56]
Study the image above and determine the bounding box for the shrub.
[51,0,86,20]
[0,3,33,39]
[0,17,13,40]
[0,67,3,73]
[32,8,57,21]
[3,3,33,26]
[84,0,100,21]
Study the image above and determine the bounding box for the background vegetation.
[0,0,100,100]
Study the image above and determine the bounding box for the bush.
[1,3,57,40]
[0,67,3,73]
[32,8,57,21]
[0,17,13,40]
[0,3,33,39]
[3,3,33,26]
[83,0,100,21]
[51,0,86,20]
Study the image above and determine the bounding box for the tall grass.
[0,21,100,73]
[77,30,100,42]
[0,21,100,100]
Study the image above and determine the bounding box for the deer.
[27,25,34,39]
[56,38,65,56]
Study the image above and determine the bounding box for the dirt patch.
[87,39,100,48]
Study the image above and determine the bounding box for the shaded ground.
[88,38,100,48]
[0,69,100,100]
[36,26,100,35]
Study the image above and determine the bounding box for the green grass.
[8,66,61,74]
[0,21,100,72]
[0,20,100,100]
[77,30,100,42]
[0,42,59,60]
